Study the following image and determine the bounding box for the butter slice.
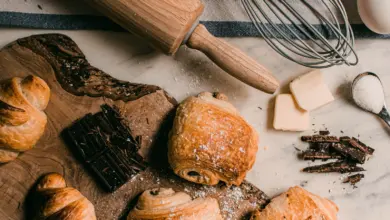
[290,70,334,111]
[273,94,310,131]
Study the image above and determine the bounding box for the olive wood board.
[0,34,269,220]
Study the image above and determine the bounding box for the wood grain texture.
[187,24,280,94]
[85,0,280,93]
[0,34,269,219]
[85,0,204,55]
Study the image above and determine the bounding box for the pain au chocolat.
[34,173,96,220]
[251,186,339,220]
[128,188,222,220]
[168,92,258,186]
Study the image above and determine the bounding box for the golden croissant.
[128,188,222,220]
[168,92,259,186]
[0,75,50,163]
[35,173,96,220]
[251,186,339,220]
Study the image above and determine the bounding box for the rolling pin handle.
[186,24,279,94]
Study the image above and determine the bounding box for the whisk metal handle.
[187,24,279,94]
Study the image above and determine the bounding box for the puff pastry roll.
[128,188,222,220]
[251,186,338,220]
[0,75,50,163]
[35,173,96,220]
[168,92,258,186]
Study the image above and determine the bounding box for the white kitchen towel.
[0,0,387,38]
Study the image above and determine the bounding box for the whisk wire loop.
[241,0,359,68]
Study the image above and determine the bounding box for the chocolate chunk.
[301,135,339,143]
[302,161,365,174]
[309,142,333,152]
[62,104,146,192]
[331,143,366,164]
[340,136,375,155]
[300,151,343,161]
[340,136,351,142]
[343,174,364,185]
[349,138,375,155]
[319,130,330,135]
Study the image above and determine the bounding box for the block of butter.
[290,70,334,111]
[273,94,310,131]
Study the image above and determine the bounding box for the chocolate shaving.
[319,130,330,135]
[343,174,364,185]
[309,142,333,153]
[301,135,339,143]
[300,151,343,161]
[340,136,351,142]
[349,138,375,155]
[62,104,146,192]
[331,143,366,164]
[302,161,365,174]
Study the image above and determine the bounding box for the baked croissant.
[0,75,50,163]
[251,186,339,220]
[168,92,258,186]
[128,188,222,220]
[35,173,96,220]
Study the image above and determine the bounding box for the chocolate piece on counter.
[302,161,365,174]
[340,136,351,142]
[301,135,339,143]
[331,143,366,164]
[63,104,147,192]
[349,138,375,155]
[319,130,330,135]
[340,136,375,155]
[343,174,365,185]
[300,151,343,161]
[309,142,333,152]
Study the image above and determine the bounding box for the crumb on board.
[300,180,308,187]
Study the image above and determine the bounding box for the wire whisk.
[241,0,359,68]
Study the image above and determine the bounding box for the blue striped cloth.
[0,0,388,39]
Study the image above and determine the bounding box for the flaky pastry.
[35,173,96,220]
[0,75,50,163]
[168,92,258,186]
[128,188,222,219]
[251,186,338,220]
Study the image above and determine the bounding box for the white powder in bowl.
[352,74,385,114]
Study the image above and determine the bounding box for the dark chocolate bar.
[302,161,365,174]
[343,173,365,185]
[340,136,351,142]
[309,142,333,152]
[331,143,366,164]
[349,138,375,155]
[301,135,339,143]
[62,104,146,192]
[300,150,343,161]
[319,130,330,135]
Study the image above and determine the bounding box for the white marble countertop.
[1,28,389,220]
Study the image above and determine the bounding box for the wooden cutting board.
[0,34,269,220]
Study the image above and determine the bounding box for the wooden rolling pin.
[85,0,280,93]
